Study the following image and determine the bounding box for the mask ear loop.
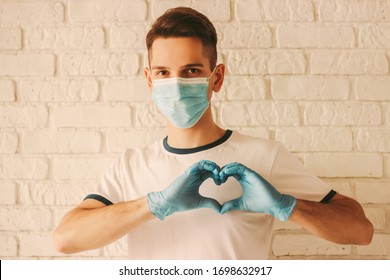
[207,64,219,81]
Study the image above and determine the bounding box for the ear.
[144,67,153,91]
[211,64,225,93]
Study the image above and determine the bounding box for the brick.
[363,208,386,229]
[152,0,232,21]
[227,50,269,75]
[0,182,17,205]
[19,79,99,102]
[360,25,390,48]
[22,131,102,154]
[134,103,166,127]
[304,154,383,178]
[0,105,48,128]
[356,181,390,203]
[304,103,382,126]
[269,51,306,74]
[220,102,300,126]
[235,0,314,22]
[0,27,21,50]
[386,105,390,127]
[235,0,263,21]
[151,0,191,18]
[275,128,353,152]
[277,24,354,48]
[310,51,388,74]
[0,131,18,154]
[18,233,60,257]
[319,0,390,22]
[221,76,267,100]
[237,127,270,140]
[20,181,97,206]
[387,155,390,177]
[357,129,390,152]
[19,232,100,257]
[0,54,55,76]
[218,24,272,48]
[52,105,131,128]
[0,1,64,24]
[192,0,231,21]
[60,52,139,76]
[106,129,166,152]
[0,157,49,180]
[227,50,305,75]
[103,78,149,102]
[0,235,17,256]
[357,234,390,256]
[52,156,115,180]
[25,27,105,49]
[0,80,15,102]
[110,25,146,48]
[69,0,147,22]
[272,234,351,256]
[356,77,390,101]
[272,77,349,100]
[0,207,52,231]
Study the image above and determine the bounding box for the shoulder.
[230,130,282,154]
[119,137,165,164]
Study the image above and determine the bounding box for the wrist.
[269,194,297,222]
[146,192,175,221]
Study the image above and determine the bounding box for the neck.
[166,110,226,149]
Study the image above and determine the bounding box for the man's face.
[145,37,222,100]
[144,36,225,105]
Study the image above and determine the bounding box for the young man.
[53,7,373,259]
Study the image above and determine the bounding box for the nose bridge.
[171,69,182,78]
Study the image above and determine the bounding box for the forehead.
[150,37,210,68]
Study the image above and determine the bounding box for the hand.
[219,162,296,221]
[147,160,222,220]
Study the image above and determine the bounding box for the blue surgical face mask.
[151,69,215,128]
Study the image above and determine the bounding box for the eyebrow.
[151,63,205,70]
[181,63,204,69]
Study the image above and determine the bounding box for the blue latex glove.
[219,162,296,221]
[147,160,222,220]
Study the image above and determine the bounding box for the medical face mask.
[151,70,215,128]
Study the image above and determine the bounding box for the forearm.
[288,196,373,245]
[53,196,154,254]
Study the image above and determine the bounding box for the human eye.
[154,70,169,78]
[184,68,201,77]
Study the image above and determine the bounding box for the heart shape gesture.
[147,160,296,221]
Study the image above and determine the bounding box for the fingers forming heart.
[207,162,244,185]
[199,162,245,214]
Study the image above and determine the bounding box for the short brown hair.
[146,7,218,70]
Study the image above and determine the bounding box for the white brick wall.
[0,0,389,260]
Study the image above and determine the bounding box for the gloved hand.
[147,160,222,220]
[219,162,296,221]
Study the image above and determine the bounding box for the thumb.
[220,199,241,214]
[197,197,222,214]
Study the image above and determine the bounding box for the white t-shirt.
[85,130,334,259]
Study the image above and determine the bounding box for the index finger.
[197,160,220,175]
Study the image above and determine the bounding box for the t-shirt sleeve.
[83,151,127,205]
[269,143,335,202]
